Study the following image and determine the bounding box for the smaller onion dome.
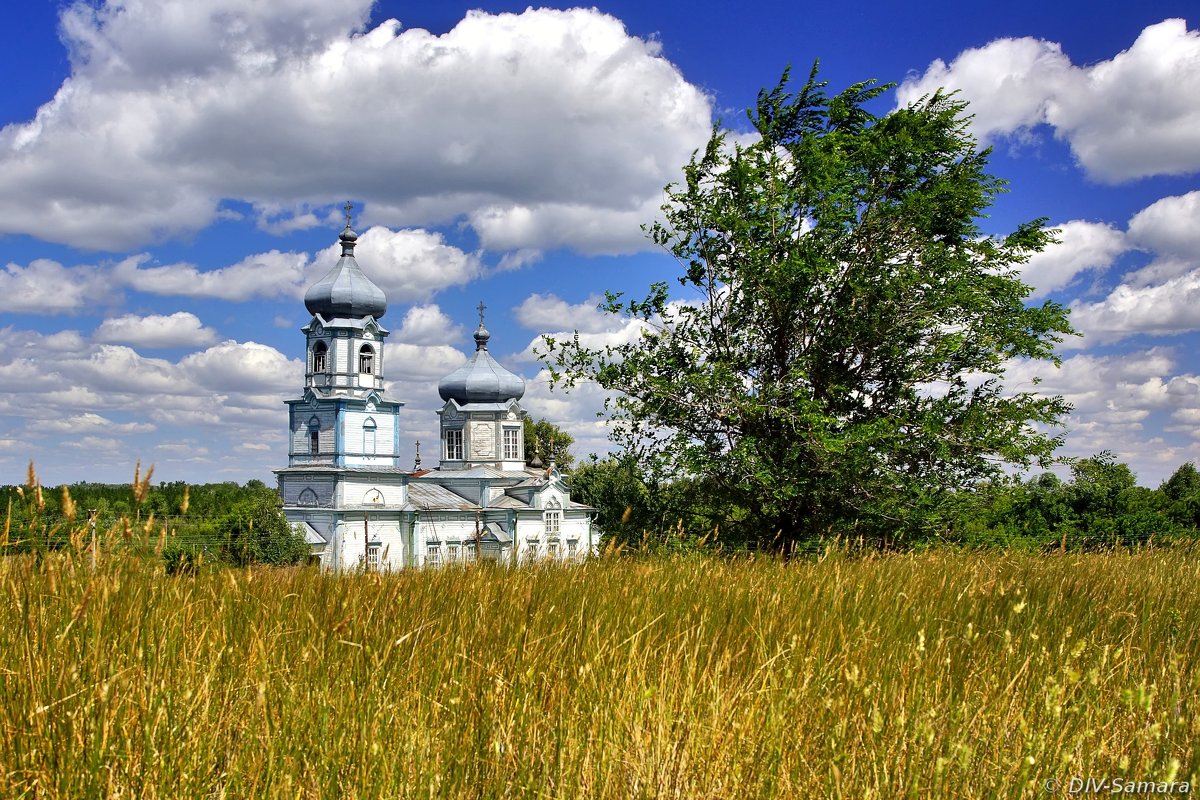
[303,204,387,320]
[438,304,525,404]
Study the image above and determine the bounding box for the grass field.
[1,547,1197,798]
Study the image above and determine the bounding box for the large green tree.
[543,66,1074,547]
[523,417,575,470]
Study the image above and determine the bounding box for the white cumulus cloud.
[0,1,710,254]
[0,259,116,314]
[310,227,482,304]
[114,250,310,301]
[1020,220,1127,298]
[897,19,1200,182]
[94,311,218,347]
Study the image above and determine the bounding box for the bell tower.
[276,205,408,569]
[285,203,401,468]
[436,303,527,471]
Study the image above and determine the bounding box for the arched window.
[307,416,321,455]
[298,488,318,507]
[363,417,377,455]
[312,341,327,373]
[359,344,375,374]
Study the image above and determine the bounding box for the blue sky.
[1,0,1197,486]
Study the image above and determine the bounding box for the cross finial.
[343,200,354,229]
[477,301,486,327]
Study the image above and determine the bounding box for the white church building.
[274,210,597,569]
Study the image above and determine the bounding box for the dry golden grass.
[0,543,1197,798]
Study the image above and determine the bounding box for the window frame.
[445,429,463,460]
[363,417,377,455]
[503,427,520,460]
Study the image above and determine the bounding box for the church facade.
[274,210,597,570]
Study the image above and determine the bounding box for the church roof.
[303,209,387,320]
[427,465,531,480]
[406,482,478,510]
[297,521,328,545]
[437,308,524,405]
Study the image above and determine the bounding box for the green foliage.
[0,471,312,567]
[161,541,208,575]
[543,64,1074,548]
[568,455,651,537]
[523,417,575,469]
[215,490,310,567]
[950,452,1190,550]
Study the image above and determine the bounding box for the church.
[274,208,598,569]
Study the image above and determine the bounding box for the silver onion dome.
[438,308,525,404]
[304,207,387,320]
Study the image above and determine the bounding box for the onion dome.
[304,205,387,320]
[438,304,526,404]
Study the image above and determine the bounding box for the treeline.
[569,452,1200,553]
[0,478,275,524]
[1,472,308,571]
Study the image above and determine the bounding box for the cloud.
[383,344,467,383]
[512,292,651,364]
[1020,221,1127,298]
[1123,191,1200,286]
[1014,192,1200,344]
[1,2,710,253]
[897,19,1200,182]
[114,250,310,301]
[31,412,154,434]
[311,228,482,304]
[394,304,464,346]
[0,259,116,314]
[1004,348,1200,481]
[469,197,663,257]
[521,369,615,460]
[94,311,218,347]
[514,293,613,333]
[1068,269,1200,344]
[178,340,300,394]
[64,436,124,451]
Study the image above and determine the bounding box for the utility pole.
[88,509,98,569]
[474,509,481,563]
[364,514,370,571]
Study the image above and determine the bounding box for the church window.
[445,429,463,460]
[426,543,441,567]
[545,499,561,534]
[447,542,461,562]
[363,417,377,455]
[359,344,375,374]
[567,540,578,559]
[366,544,380,568]
[298,488,318,507]
[547,540,560,559]
[503,427,520,460]
[309,430,320,455]
[312,341,327,373]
